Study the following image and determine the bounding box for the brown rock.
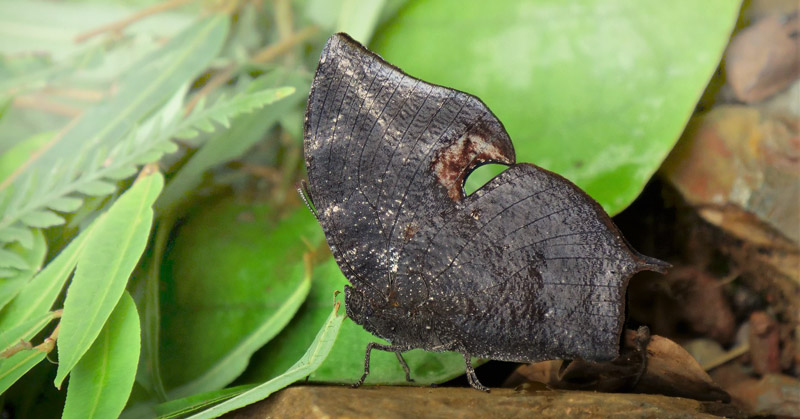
[725,11,800,103]
[227,386,743,418]
[726,373,800,416]
[662,105,800,247]
[505,332,730,403]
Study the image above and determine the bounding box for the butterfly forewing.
[305,34,514,297]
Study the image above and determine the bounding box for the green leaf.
[0,229,47,312]
[63,292,140,419]
[175,86,296,139]
[0,347,47,395]
[371,0,741,215]
[21,15,229,172]
[160,198,322,392]
[0,248,30,270]
[0,1,193,61]
[138,222,170,401]
[0,227,34,249]
[47,196,84,213]
[19,210,64,228]
[75,180,117,196]
[0,15,229,235]
[154,385,254,419]
[0,131,53,183]
[55,171,163,388]
[103,166,138,181]
[336,0,387,44]
[0,228,90,332]
[0,311,53,354]
[244,257,469,386]
[187,301,345,419]
[168,273,311,398]
[156,72,308,214]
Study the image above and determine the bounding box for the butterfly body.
[303,33,669,391]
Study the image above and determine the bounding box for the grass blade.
[187,300,345,419]
[155,385,254,419]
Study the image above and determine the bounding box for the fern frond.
[175,86,295,139]
[0,85,295,247]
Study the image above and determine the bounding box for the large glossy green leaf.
[63,292,140,419]
[371,0,740,214]
[55,171,163,387]
[159,198,323,391]
[243,257,468,386]
[187,300,345,419]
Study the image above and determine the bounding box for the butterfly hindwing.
[396,163,647,362]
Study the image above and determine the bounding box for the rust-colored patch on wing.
[432,127,514,202]
[402,223,419,242]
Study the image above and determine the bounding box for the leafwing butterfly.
[302,33,669,391]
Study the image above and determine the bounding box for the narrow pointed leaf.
[0,15,228,235]
[154,385,254,419]
[103,166,138,181]
[55,170,163,387]
[75,180,117,196]
[0,311,53,354]
[0,248,29,270]
[0,227,90,331]
[0,227,34,248]
[20,210,64,228]
[63,292,140,419]
[157,75,306,214]
[0,348,46,395]
[47,197,84,213]
[0,229,47,312]
[187,302,344,419]
[132,151,165,165]
[154,141,179,154]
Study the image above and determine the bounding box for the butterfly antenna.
[297,180,318,219]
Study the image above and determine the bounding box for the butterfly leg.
[352,342,412,388]
[394,351,414,383]
[462,353,489,392]
[296,180,318,219]
[629,325,652,390]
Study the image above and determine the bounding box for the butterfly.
[301,33,669,391]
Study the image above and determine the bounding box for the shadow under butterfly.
[300,33,670,392]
